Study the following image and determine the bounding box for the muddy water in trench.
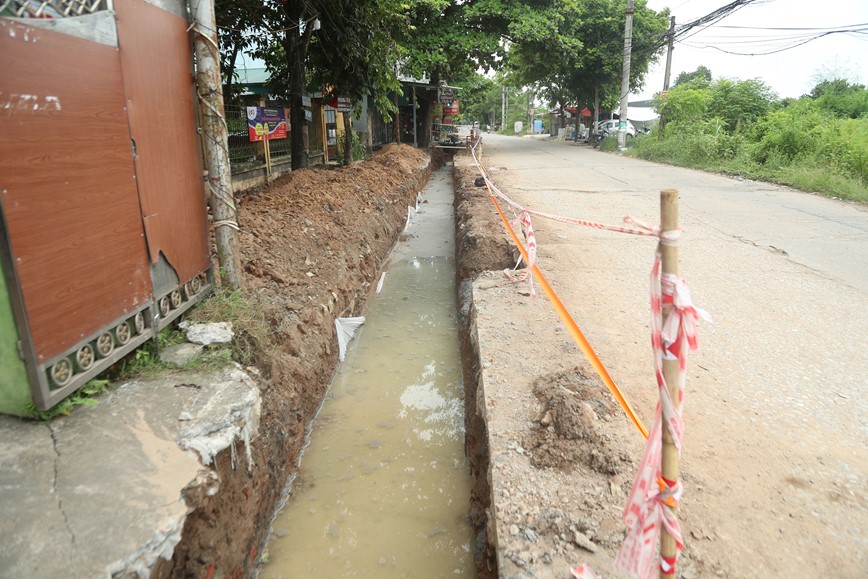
[259,167,475,578]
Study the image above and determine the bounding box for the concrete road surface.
[476,133,867,577]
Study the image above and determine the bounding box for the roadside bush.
[835,117,868,180]
[632,118,744,166]
[337,130,367,164]
[751,100,826,164]
[629,88,866,202]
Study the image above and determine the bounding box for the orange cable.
[488,193,649,440]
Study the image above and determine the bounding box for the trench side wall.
[452,152,516,578]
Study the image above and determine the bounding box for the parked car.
[596,119,636,137]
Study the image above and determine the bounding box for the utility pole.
[659,16,676,138]
[190,0,242,290]
[501,85,506,130]
[528,90,534,134]
[617,0,635,149]
[663,16,676,91]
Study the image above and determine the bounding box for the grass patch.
[185,287,274,368]
[599,135,619,152]
[775,165,868,202]
[26,379,113,420]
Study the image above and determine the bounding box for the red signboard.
[443,100,459,116]
[246,106,288,142]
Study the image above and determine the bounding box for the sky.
[631,0,868,101]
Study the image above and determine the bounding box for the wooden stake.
[659,188,680,577]
[264,137,272,179]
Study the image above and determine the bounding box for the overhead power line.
[682,26,868,55]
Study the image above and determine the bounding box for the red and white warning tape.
[615,243,708,578]
[503,210,537,296]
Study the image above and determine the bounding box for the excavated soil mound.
[524,367,633,476]
[156,145,432,579]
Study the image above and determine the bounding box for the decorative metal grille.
[0,0,108,18]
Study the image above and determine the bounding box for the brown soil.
[524,368,632,477]
[154,145,433,578]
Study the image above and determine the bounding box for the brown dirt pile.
[155,145,432,578]
[524,367,633,476]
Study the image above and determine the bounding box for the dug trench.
[151,144,514,578]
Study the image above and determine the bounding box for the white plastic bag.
[334,317,365,361]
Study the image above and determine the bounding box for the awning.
[617,106,659,122]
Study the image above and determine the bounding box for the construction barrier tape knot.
[660,555,678,576]
[503,210,537,296]
[658,476,682,508]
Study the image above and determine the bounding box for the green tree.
[505,0,669,131]
[707,78,776,133]
[653,79,711,126]
[810,79,868,119]
[215,0,267,103]
[673,65,711,87]
[454,73,501,129]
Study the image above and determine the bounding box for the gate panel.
[115,0,211,286]
[0,19,152,364]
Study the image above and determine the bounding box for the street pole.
[190,0,242,290]
[412,87,418,147]
[659,16,676,138]
[528,90,534,134]
[663,16,676,91]
[501,85,505,129]
[617,0,635,149]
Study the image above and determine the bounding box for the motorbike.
[590,129,608,148]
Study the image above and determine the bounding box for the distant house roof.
[617,106,659,122]
[234,67,269,85]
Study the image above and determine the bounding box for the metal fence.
[224,105,263,173]
[224,103,325,174]
[371,105,396,149]
[0,0,108,17]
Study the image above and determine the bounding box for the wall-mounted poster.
[246,106,288,141]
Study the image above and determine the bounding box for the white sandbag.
[335,316,365,361]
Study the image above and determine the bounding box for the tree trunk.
[393,92,401,144]
[593,84,600,135]
[223,39,240,105]
[283,1,312,170]
[561,104,566,136]
[343,113,353,165]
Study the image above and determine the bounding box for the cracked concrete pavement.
[0,366,260,579]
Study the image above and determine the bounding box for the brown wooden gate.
[0,0,212,414]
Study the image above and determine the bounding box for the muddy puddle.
[259,167,475,578]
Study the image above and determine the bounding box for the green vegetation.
[185,288,273,368]
[336,130,366,164]
[629,74,868,203]
[26,379,114,420]
[218,1,670,150]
